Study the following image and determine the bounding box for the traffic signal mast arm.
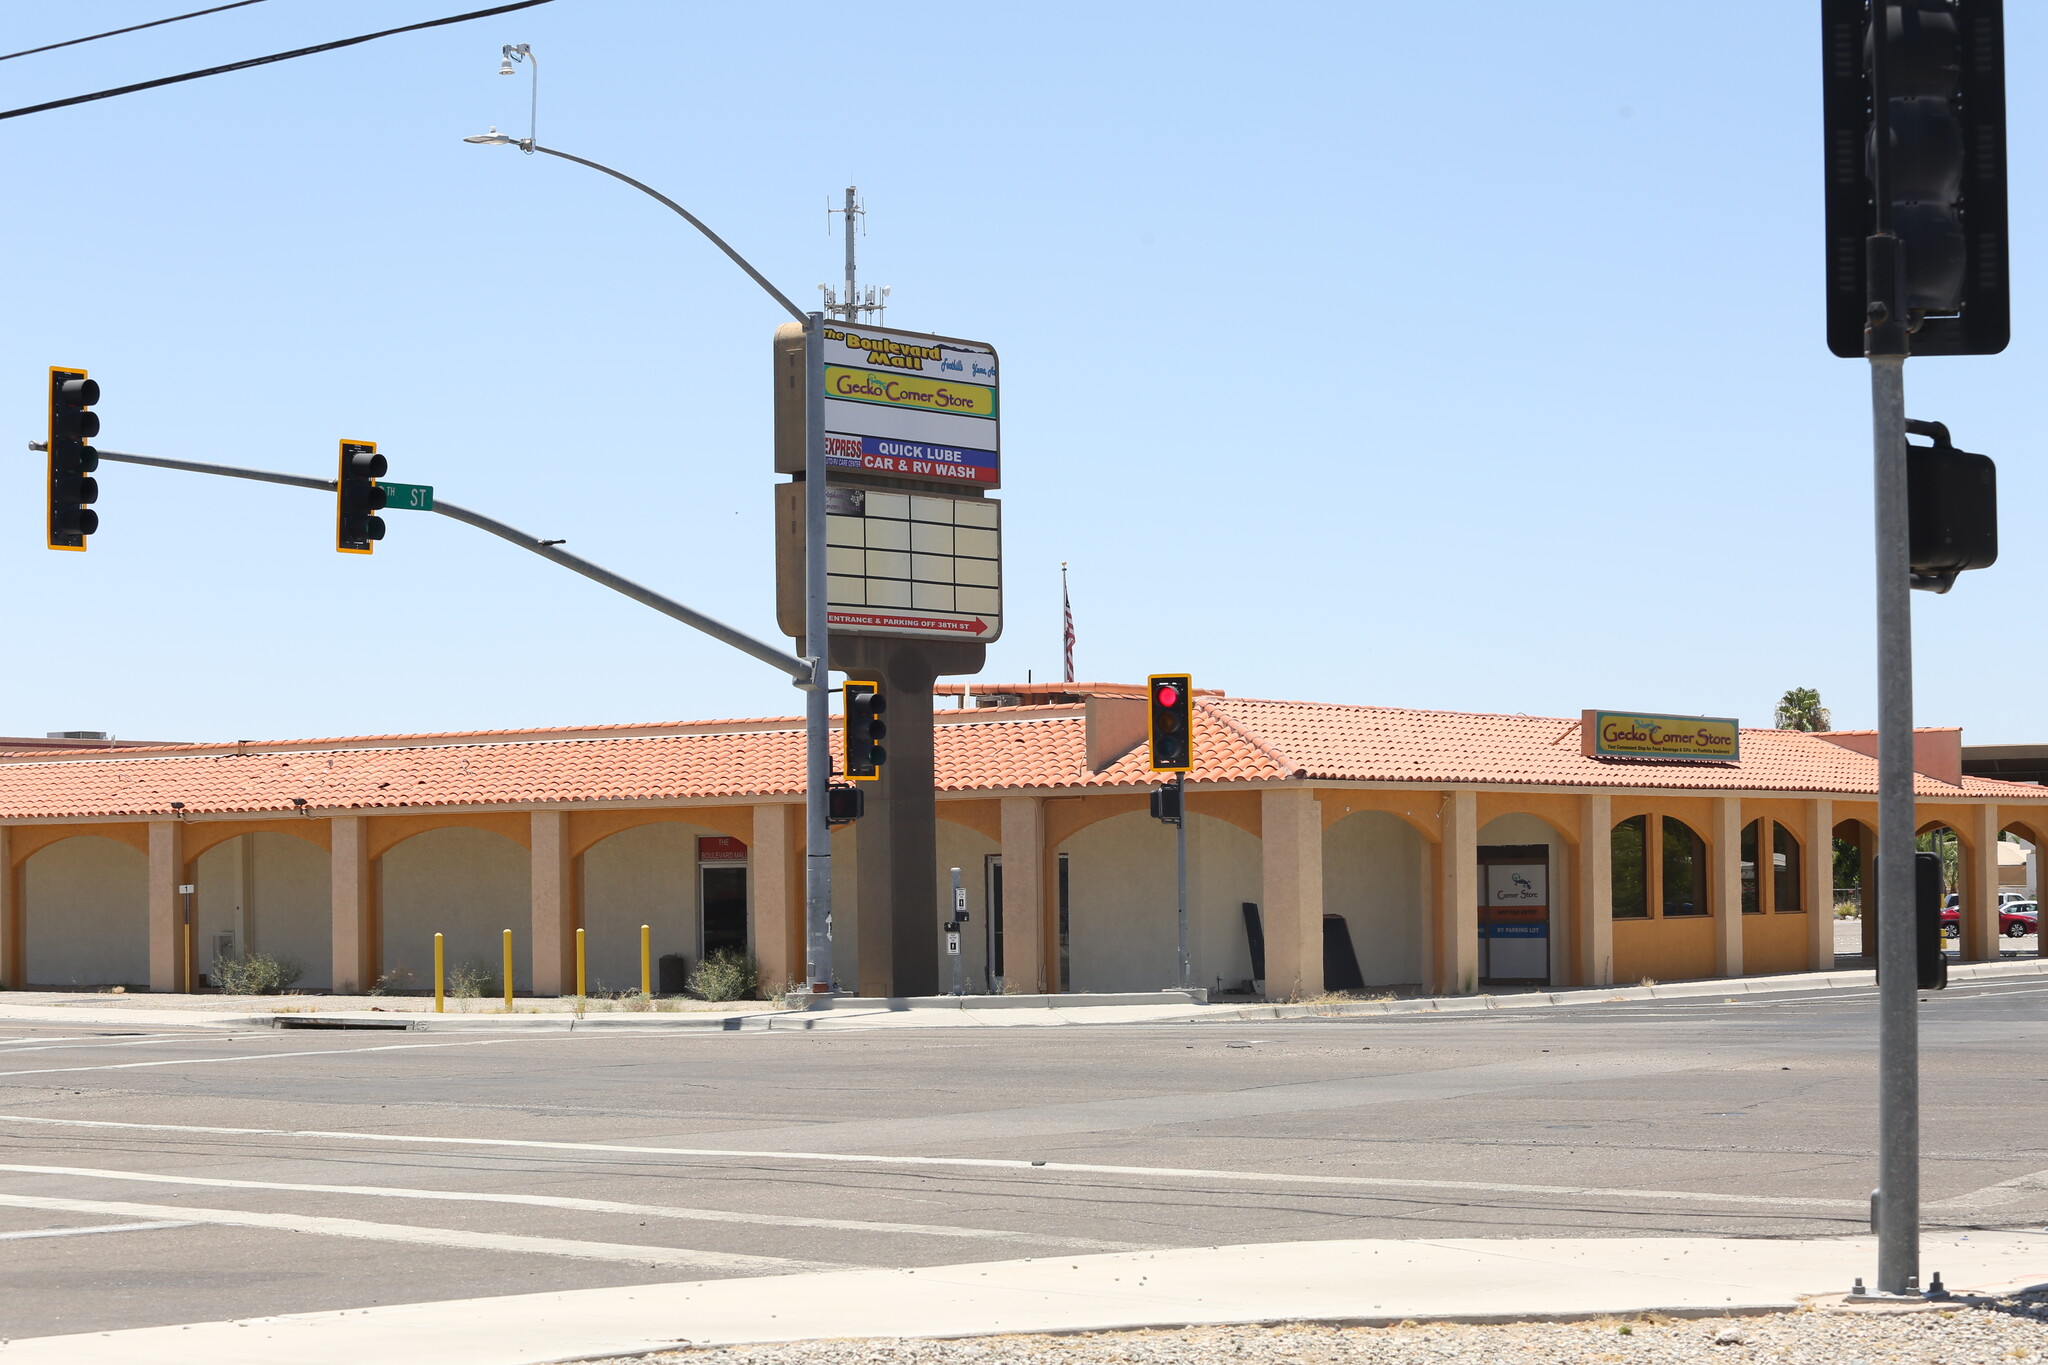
[38,443,811,682]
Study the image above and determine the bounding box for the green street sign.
[380,482,434,511]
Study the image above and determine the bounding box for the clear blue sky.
[4,1,2043,743]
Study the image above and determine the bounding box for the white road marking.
[0,1219,194,1241]
[0,1192,840,1272]
[0,1113,1864,1213]
[1931,1166,2048,1212]
[0,1035,566,1078]
[0,1034,268,1056]
[0,1163,1147,1252]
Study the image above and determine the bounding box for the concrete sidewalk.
[0,957,2042,1034]
[3,1230,2042,1365]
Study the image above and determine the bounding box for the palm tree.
[1776,687,1832,732]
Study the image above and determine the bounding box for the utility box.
[657,953,688,997]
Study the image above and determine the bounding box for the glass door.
[1478,844,1550,986]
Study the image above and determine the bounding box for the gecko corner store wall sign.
[774,322,999,488]
[1582,710,1741,763]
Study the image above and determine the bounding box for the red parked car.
[1939,902,2038,938]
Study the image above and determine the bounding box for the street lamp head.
[463,126,517,145]
[498,56,515,75]
[500,42,530,74]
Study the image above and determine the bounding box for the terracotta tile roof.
[1204,698,2048,799]
[0,691,2039,822]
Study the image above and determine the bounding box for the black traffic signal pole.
[45,443,811,683]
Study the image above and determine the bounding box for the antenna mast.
[820,185,890,324]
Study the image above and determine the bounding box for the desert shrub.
[446,960,498,999]
[369,965,415,996]
[211,951,304,995]
[688,949,760,1002]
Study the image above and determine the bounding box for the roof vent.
[974,693,1023,709]
[46,731,109,741]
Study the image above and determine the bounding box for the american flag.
[1061,562,1075,684]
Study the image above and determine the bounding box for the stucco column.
[530,811,575,996]
[147,821,184,993]
[999,796,1045,994]
[751,803,800,991]
[0,827,18,990]
[1577,794,1613,986]
[1806,799,1835,970]
[1966,803,2001,963]
[1260,788,1324,1001]
[330,815,373,994]
[1439,791,1478,995]
[1712,798,1742,977]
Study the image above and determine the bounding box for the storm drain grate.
[271,1016,414,1031]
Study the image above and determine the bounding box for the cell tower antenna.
[819,185,890,325]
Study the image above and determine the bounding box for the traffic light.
[1915,850,1948,989]
[844,680,887,779]
[1823,0,2008,358]
[1906,418,1995,592]
[1148,673,1192,772]
[1149,784,1183,824]
[46,366,100,551]
[336,440,387,554]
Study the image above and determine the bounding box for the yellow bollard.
[434,933,444,1013]
[502,929,514,1010]
[640,924,651,997]
[575,926,586,999]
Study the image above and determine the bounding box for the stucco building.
[1,682,2041,998]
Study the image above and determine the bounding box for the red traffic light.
[1155,683,1180,709]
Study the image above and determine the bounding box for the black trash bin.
[657,953,688,996]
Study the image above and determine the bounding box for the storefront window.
[1774,823,1803,913]
[1740,820,1762,914]
[1663,817,1707,916]
[1612,816,1648,919]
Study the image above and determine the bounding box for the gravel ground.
[619,1294,2048,1364]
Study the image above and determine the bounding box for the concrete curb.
[1199,955,2048,1023]
[4,1231,2041,1365]
[0,960,2039,1034]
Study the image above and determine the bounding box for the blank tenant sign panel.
[826,486,1001,641]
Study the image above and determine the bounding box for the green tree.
[1776,687,1832,731]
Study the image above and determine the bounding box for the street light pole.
[802,309,834,991]
[464,129,835,991]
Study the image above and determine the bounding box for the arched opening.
[1475,812,1571,988]
[579,820,739,994]
[24,836,148,989]
[1324,809,1428,991]
[1997,820,2043,952]
[193,832,332,990]
[1833,818,1877,961]
[1055,808,1260,995]
[380,827,531,994]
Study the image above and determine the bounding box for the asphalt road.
[1,978,2046,1341]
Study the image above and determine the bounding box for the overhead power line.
[0,0,556,123]
[0,2,274,64]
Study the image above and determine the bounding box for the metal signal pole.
[1176,772,1190,989]
[1870,351,1919,1296]
[1864,11,1918,1297]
